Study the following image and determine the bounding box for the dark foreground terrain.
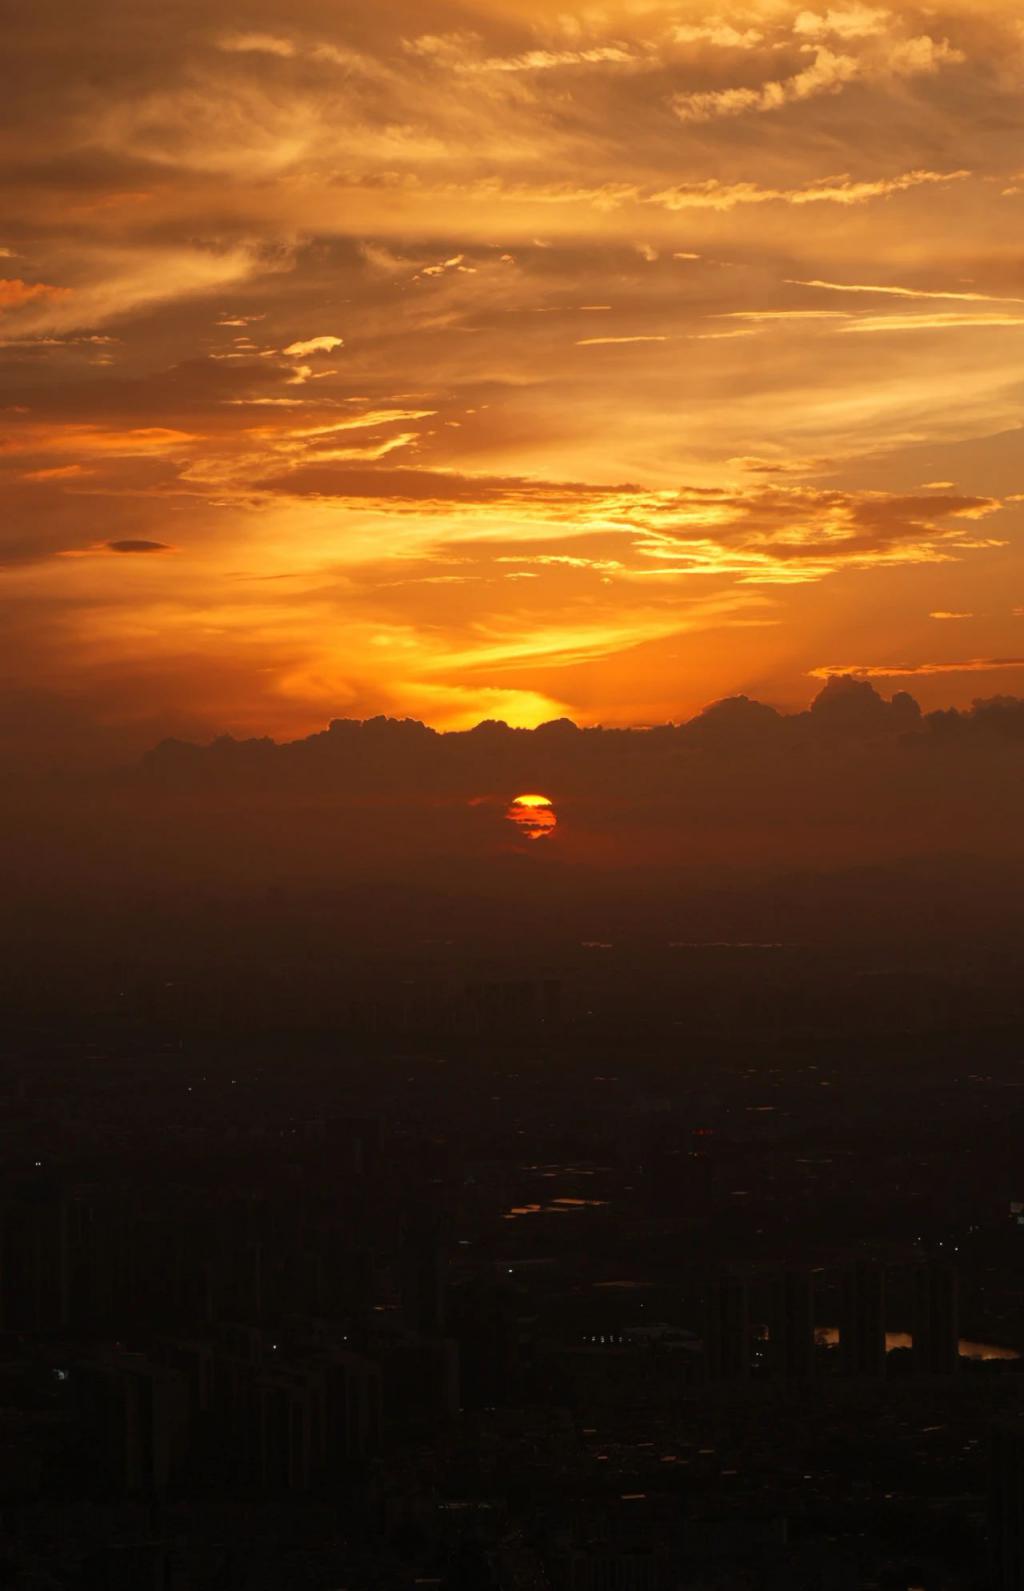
[1,920,1024,1589]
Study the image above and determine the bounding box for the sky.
[3,0,1024,755]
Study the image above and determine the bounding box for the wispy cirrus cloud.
[0,279,69,311]
[576,334,669,346]
[810,657,1024,678]
[648,169,969,213]
[842,311,1024,332]
[790,278,1024,304]
[0,242,278,337]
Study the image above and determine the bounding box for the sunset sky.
[3,0,1024,753]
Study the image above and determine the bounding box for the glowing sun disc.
[507,792,557,840]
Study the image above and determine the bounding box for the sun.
[507,793,557,841]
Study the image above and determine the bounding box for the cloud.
[673,22,963,123]
[469,45,639,73]
[401,32,642,76]
[789,279,1024,305]
[673,47,861,123]
[719,304,1024,335]
[1,243,276,337]
[842,312,1024,332]
[20,464,93,483]
[214,32,297,58]
[793,6,891,40]
[282,335,344,356]
[929,610,972,619]
[242,464,1004,586]
[0,279,70,311]
[415,253,477,280]
[4,422,197,459]
[107,539,174,554]
[719,310,851,322]
[576,334,669,346]
[648,170,969,212]
[672,22,765,48]
[58,538,176,558]
[809,658,1024,678]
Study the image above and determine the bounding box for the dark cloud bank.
[5,676,1024,1032]
[5,676,1024,886]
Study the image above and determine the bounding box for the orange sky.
[2,0,1024,751]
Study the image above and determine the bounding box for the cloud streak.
[810,658,1024,678]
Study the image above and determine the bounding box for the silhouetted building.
[321,1347,382,1470]
[0,1188,70,1332]
[75,1354,190,1497]
[767,1267,816,1382]
[453,1280,522,1409]
[704,1273,749,1382]
[569,1544,667,1590]
[326,1114,382,1177]
[82,1537,172,1591]
[462,978,563,1036]
[840,1260,886,1378]
[401,1213,447,1338]
[991,1421,1024,1590]
[913,1259,959,1375]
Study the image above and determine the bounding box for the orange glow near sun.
[507,793,557,841]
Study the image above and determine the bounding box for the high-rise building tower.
[767,1268,817,1382]
[912,1260,959,1376]
[704,1273,750,1382]
[840,1260,887,1378]
[400,1212,446,1339]
[991,1421,1024,1590]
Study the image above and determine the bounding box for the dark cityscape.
[3,795,1024,1587]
